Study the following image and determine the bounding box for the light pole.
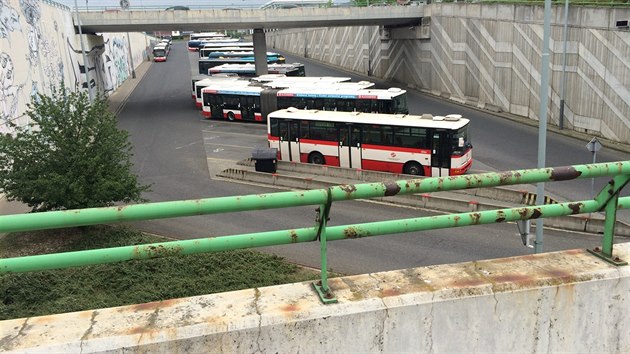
[74,0,93,102]
[127,32,136,79]
[535,0,552,254]
[558,0,569,130]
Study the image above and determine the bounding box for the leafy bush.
[0,87,150,212]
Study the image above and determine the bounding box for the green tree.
[0,87,151,212]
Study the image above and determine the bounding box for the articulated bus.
[200,77,358,116]
[203,51,283,59]
[199,46,254,58]
[188,36,240,52]
[201,81,401,122]
[267,108,473,177]
[208,63,306,77]
[198,55,286,74]
[199,43,254,57]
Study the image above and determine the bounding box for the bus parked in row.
[199,43,254,57]
[201,82,403,122]
[188,36,240,52]
[208,63,306,77]
[198,55,286,74]
[192,75,244,108]
[267,108,473,177]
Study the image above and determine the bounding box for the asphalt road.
[115,41,626,275]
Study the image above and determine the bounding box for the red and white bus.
[267,108,473,177]
[192,75,244,108]
[152,43,169,62]
[201,83,404,122]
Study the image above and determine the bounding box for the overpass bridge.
[73,6,425,33]
[72,5,424,75]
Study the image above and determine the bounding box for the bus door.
[430,130,451,177]
[278,120,301,162]
[338,124,362,169]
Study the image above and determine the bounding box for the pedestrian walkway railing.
[1,162,629,303]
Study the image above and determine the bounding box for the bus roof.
[269,108,470,130]
[201,41,254,48]
[276,86,406,99]
[195,76,244,88]
[258,77,358,88]
[209,63,304,75]
[201,80,376,95]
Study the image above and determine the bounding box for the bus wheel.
[403,162,424,176]
[308,152,325,165]
[227,112,235,121]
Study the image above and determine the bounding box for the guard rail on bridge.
[1,161,628,304]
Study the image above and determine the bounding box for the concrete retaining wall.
[268,4,630,144]
[0,0,155,135]
[2,242,629,352]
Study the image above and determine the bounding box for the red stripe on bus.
[299,139,338,146]
[269,135,279,141]
[202,111,211,118]
[254,113,263,121]
[361,144,431,154]
[195,102,202,108]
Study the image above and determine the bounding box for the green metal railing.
[1,162,629,303]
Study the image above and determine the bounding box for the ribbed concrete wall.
[268,4,630,144]
[2,242,629,352]
[0,0,153,135]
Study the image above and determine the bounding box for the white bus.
[200,79,379,121]
[199,42,254,57]
[209,63,306,77]
[267,108,473,177]
[192,75,244,108]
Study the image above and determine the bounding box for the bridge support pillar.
[253,29,269,76]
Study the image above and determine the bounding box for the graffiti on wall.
[1,0,144,134]
[0,0,21,41]
[0,51,24,126]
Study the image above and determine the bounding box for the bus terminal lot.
[109,40,630,275]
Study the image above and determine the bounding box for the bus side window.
[270,119,279,137]
[300,121,310,139]
[382,126,393,145]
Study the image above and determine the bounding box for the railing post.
[588,175,629,266]
[313,189,337,304]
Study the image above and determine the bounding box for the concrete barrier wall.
[0,0,154,135]
[2,242,629,352]
[268,4,630,144]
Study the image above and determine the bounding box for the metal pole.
[591,150,597,198]
[558,0,569,130]
[2,162,630,234]
[127,32,136,79]
[535,0,552,254]
[2,196,626,274]
[74,0,93,102]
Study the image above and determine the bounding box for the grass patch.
[0,226,320,320]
